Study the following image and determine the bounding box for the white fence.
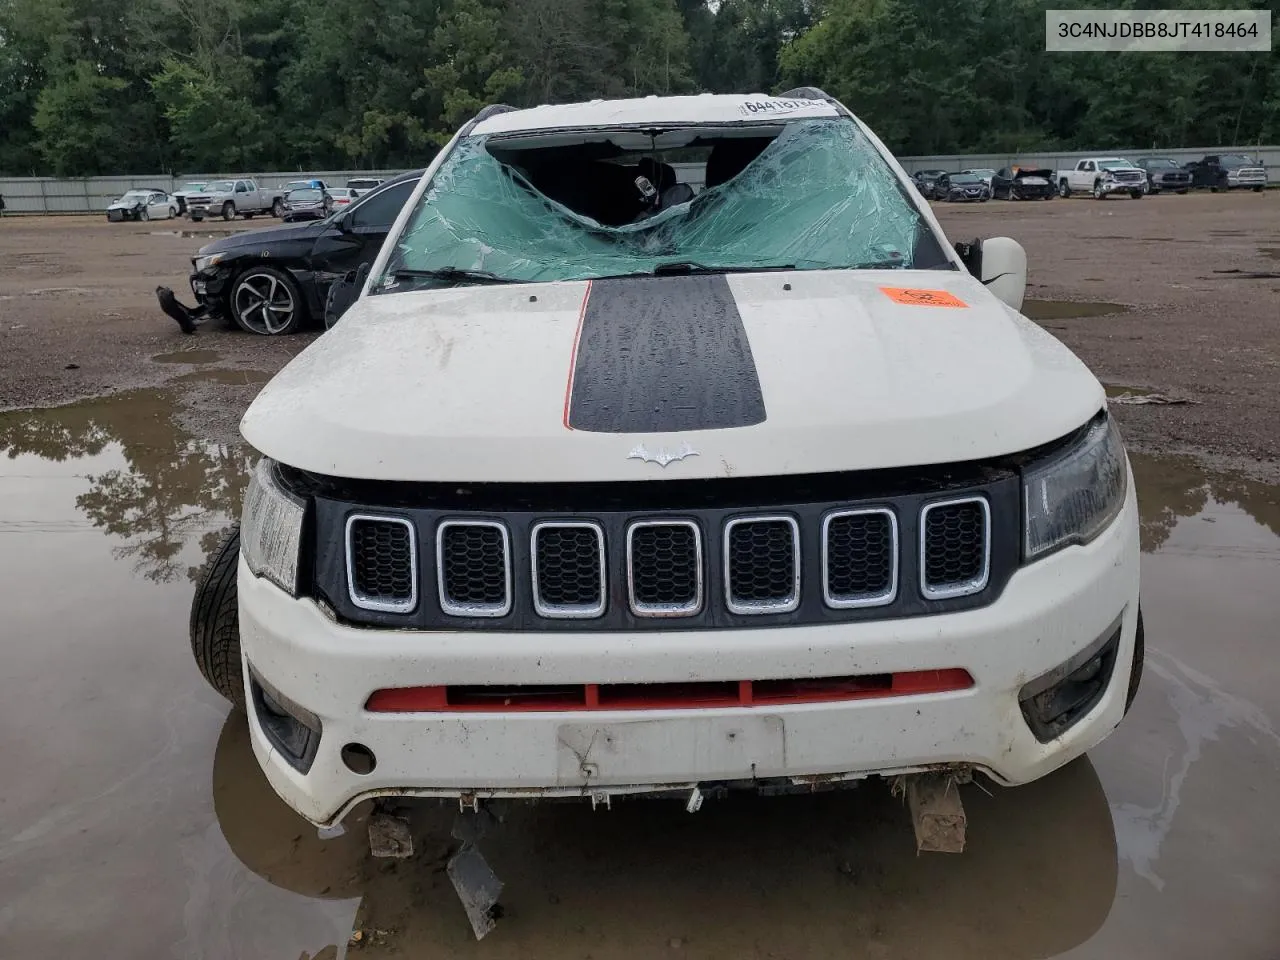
[0,170,414,215]
[895,144,1279,180]
[1,146,1275,215]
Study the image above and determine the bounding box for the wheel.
[1093,181,1105,200]
[221,201,235,221]
[1130,190,1143,199]
[272,198,285,218]
[1209,185,1220,193]
[1142,181,1151,195]
[139,208,150,221]
[1253,186,1264,193]
[169,206,178,218]
[231,265,306,335]
[190,525,244,706]
[1059,179,1071,198]
[1177,189,1188,195]
[1124,609,1145,714]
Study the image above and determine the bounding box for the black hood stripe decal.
[564,274,767,434]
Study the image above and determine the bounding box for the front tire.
[1059,179,1071,198]
[169,206,178,218]
[1253,186,1264,193]
[1093,181,1105,200]
[221,201,235,221]
[1130,190,1143,199]
[272,198,285,218]
[139,208,150,221]
[1125,609,1145,714]
[230,265,306,335]
[190,526,244,706]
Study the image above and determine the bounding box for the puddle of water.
[151,349,222,365]
[170,368,272,386]
[0,392,354,958]
[1104,384,1159,399]
[1023,299,1130,320]
[149,230,238,240]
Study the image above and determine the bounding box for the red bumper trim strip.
[365,670,974,714]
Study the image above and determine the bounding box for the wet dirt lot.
[1,196,1279,958]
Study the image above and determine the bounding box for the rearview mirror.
[954,236,1027,312]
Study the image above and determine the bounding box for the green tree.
[421,0,522,144]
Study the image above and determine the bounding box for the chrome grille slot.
[531,521,606,618]
[346,514,417,613]
[437,520,511,617]
[920,497,990,600]
[822,509,897,608]
[627,520,702,617]
[724,516,800,615]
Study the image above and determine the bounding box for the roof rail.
[777,86,832,102]
[470,103,516,124]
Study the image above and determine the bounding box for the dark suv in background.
[1186,154,1267,192]
[1134,158,1191,194]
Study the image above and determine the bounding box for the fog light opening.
[342,743,377,775]
[1019,617,1124,743]
[248,667,323,774]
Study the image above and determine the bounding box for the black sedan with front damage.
[936,172,990,202]
[156,170,422,335]
[991,166,1054,200]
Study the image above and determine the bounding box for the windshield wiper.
[385,267,521,288]
[651,261,797,276]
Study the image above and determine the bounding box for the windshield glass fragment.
[377,117,935,290]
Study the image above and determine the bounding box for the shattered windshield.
[377,117,938,290]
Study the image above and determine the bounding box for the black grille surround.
[307,464,1022,632]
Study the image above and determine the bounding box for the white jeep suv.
[191,90,1141,828]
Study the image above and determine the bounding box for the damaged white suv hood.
[240,268,1103,483]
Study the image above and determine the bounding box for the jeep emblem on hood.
[627,442,699,467]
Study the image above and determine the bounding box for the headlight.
[1023,416,1127,561]
[194,253,225,272]
[241,458,305,593]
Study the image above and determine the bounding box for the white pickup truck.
[1057,158,1146,200]
[186,178,286,221]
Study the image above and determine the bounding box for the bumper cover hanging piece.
[156,285,209,334]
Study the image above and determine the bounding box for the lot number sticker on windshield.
[880,287,968,308]
[738,97,825,116]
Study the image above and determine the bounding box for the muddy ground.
[1,197,1279,958]
[2,191,1279,479]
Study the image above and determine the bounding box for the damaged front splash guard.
[155,285,211,335]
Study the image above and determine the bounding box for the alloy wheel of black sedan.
[231,267,306,335]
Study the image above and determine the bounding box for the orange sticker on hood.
[880,287,968,308]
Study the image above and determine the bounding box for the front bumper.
[1098,179,1144,194]
[189,268,232,312]
[1227,175,1267,188]
[240,483,1140,826]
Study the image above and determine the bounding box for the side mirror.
[324,261,370,329]
[954,236,1027,312]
